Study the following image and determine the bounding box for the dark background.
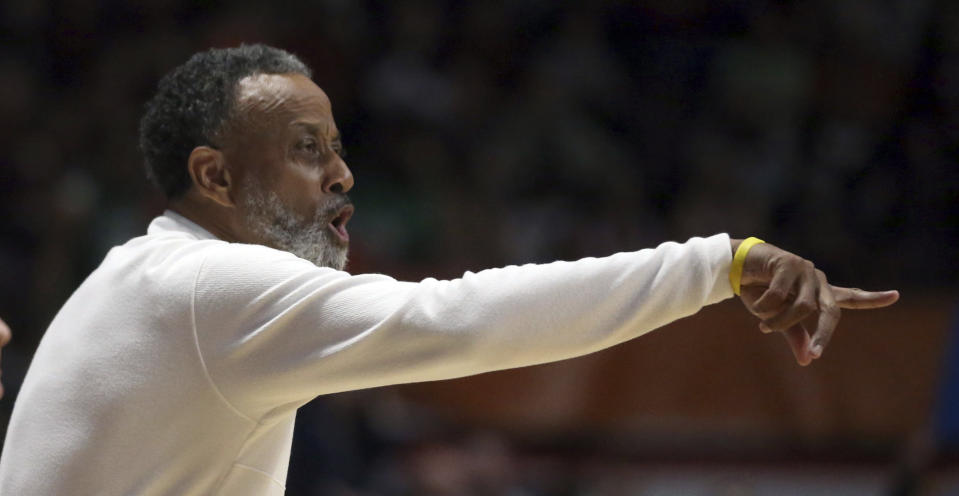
[1,0,957,494]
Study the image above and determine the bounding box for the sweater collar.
[147,209,219,241]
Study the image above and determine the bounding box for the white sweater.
[0,211,733,495]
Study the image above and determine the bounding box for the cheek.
[276,166,326,214]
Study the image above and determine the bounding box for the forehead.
[234,73,334,130]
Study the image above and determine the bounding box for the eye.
[298,138,319,154]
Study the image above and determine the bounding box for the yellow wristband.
[729,237,765,296]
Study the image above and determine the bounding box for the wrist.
[730,238,743,258]
[729,237,765,295]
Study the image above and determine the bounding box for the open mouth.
[328,204,354,244]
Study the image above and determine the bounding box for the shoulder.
[107,230,327,292]
[196,241,323,277]
[192,240,348,298]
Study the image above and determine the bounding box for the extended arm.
[194,235,734,418]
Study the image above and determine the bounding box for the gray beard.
[241,187,349,271]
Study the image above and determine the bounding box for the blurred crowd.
[1,0,958,493]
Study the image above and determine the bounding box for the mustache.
[316,194,353,220]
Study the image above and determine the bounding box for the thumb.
[833,287,900,309]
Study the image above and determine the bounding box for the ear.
[186,146,235,207]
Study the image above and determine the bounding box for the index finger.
[808,271,840,358]
[833,287,900,310]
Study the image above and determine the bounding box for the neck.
[169,199,243,244]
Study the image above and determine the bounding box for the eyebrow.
[291,122,341,142]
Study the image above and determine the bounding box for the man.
[0,44,898,495]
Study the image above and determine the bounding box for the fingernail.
[810,344,823,358]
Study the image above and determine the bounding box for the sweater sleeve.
[192,234,734,419]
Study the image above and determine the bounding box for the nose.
[323,156,354,194]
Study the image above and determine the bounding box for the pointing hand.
[734,241,899,366]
